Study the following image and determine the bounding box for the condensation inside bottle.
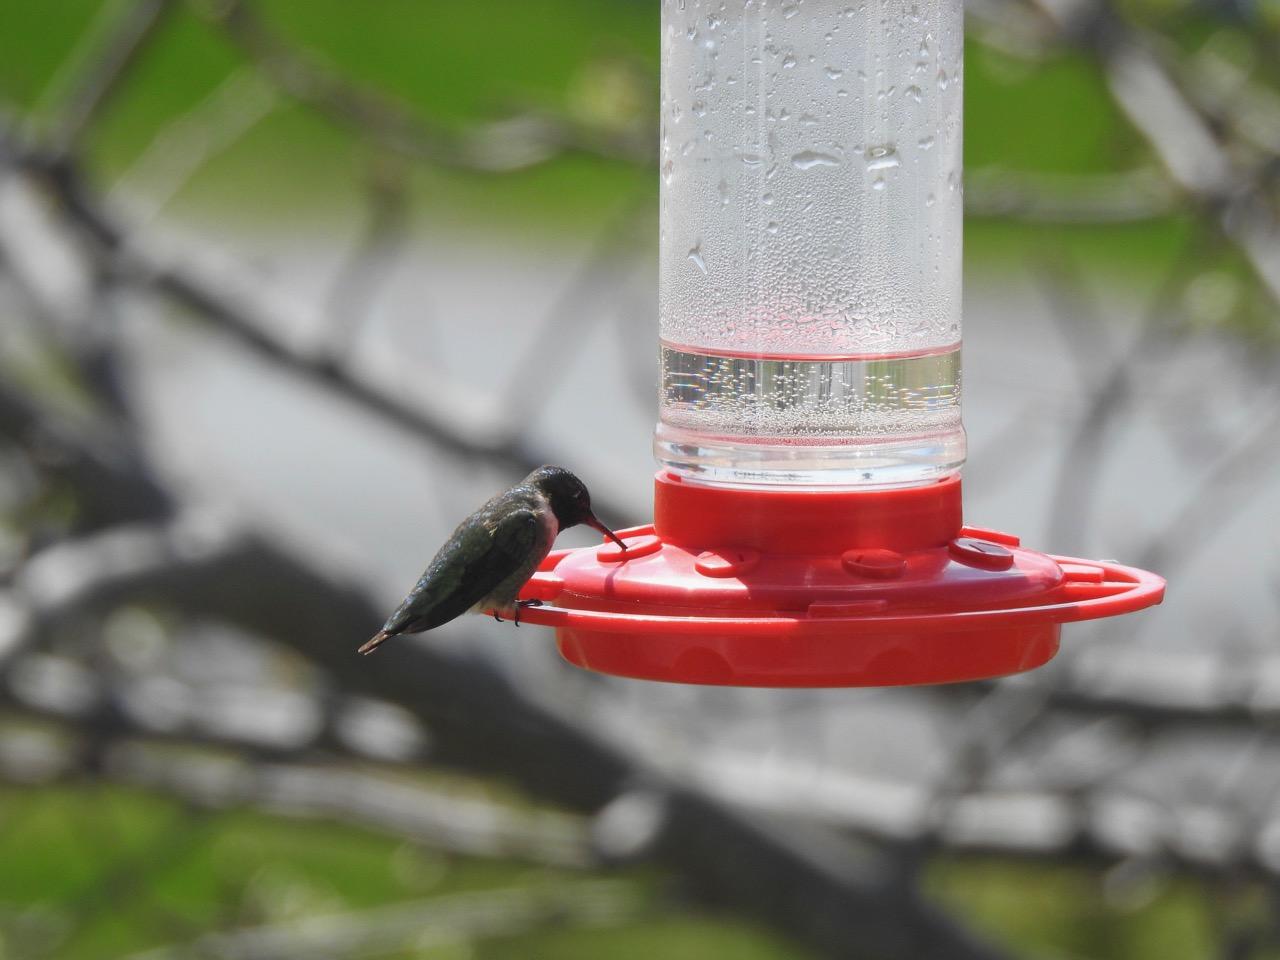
[656,0,965,486]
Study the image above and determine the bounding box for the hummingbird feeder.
[516,0,1164,686]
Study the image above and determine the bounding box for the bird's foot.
[493,599,542,627]
[512,598,543,627]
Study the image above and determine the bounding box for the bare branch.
[194,0,652,173]
[1025,0,1280,309]
[45,0,178,156]
[966,167,1179,224]
[0,375,172,530]
[107,66,279,227]
[124,881,645,960]
[322,153,412,361]
[13,152,636,523]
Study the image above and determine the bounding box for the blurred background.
[1,1,1279,957]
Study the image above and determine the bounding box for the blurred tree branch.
[195,0,654,173]
[124,881,646,960]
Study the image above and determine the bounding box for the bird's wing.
[385,507,542,634]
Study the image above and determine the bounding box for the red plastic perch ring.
[513,473,1165,687]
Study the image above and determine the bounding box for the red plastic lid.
[514,473,1165,687]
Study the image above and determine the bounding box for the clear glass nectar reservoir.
[656,0,965,485]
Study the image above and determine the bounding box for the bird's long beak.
[586,513,627,550]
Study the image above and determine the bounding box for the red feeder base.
[515,473,1165,687]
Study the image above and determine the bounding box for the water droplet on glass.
[791,150,841,170]
[765,222,780,235]
[866,144,900,171]
[761,192,775,205]
[718,179,730,205]
[740,153,763,167]
[688,243,707,274]
[825,66,844,79]
[917,135,934,150]
[937,68,949,90]
[872,177,886,191]
[692,100,707,117]
[906,85,922,103]
[782,53,797,69]
[925,192,936,206]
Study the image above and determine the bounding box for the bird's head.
[527,466,625,548]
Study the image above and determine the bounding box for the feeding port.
[515,0,1165,687]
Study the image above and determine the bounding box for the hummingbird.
[358,465,625,654]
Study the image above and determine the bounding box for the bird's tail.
[358,629,394,656]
